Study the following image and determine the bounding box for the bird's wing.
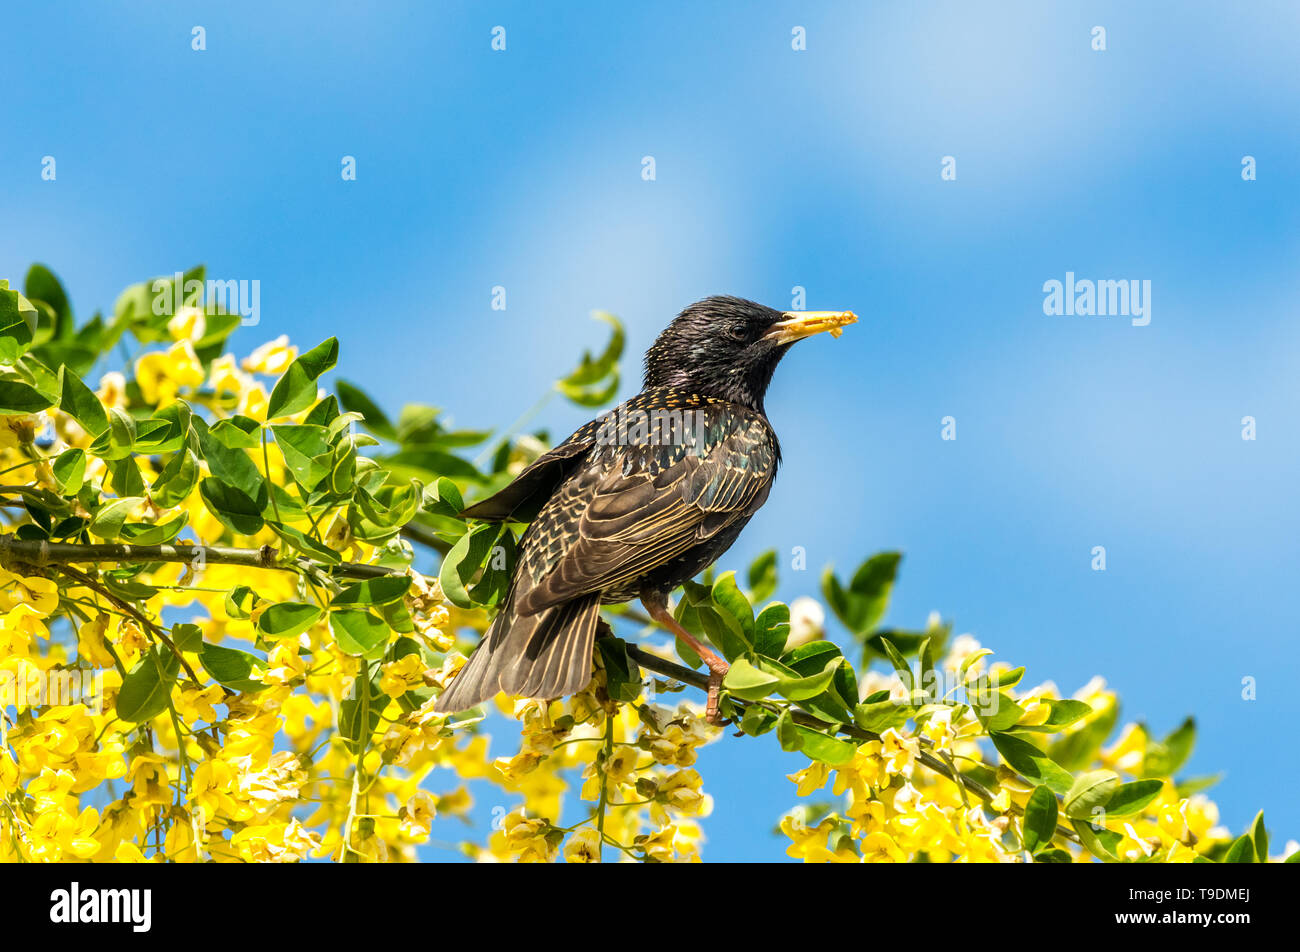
[513,405,778,615]
[459,422,600,521]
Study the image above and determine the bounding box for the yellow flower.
[167,305,206,342]
[780,813,834,860]
[861,830,907,863]
[231,818,321,862]
[175,683,225,724]
[920,708,956,752]
[29,804,101,861]
[499,810,557,863]
[496,750,546,784]
[208,353,252,396]
[880,728,918,778]
[76,614,117,669]
[135,340,205,406]
[636,824,698,863]
[399,791,438,841]
[263,640,308,686]
[242,336,298,375]
[563,828,603,863]
[0,571,60,615]
[0,413,41,449]
[658,769,706,814]
[833,741,884,799]
[1102,723,1148,774]
[787,760,829,797]
[96,371,128,409]
[379,654,428,699]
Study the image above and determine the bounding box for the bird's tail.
[433,593,602,714]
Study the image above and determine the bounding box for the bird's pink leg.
[641,591,730,725]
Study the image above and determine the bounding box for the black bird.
[434,297,856,721]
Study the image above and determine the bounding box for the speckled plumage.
[434,297,846,713]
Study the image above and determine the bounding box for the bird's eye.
[727,323,748,343]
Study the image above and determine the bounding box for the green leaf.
[722,655,839,703]
[339,665,390,754]
[421,476,465,518]
[1142,717,1196,778]
[330,610,391,659]
[1022,785,1059,853]
[877,635,915,693]
[1070,819,1123,863]
[88,496,145,540]
[331,574,412,609]
[793,727,857,766]
[437,522,501,609]
[738,704,778,737]
[51,448,86,495]
[24,264,71,330]
[225,585,263,620]
[1063,770,1120,821]
[89,407,136,461]
[336,379,397,441]
[710,571,754,644]
[1013,698,1093,733]
[597,637,642,703]
[198,478,265,536]
[821,552,901,636]
[271,423,331,490]
[555,372,619,407]
[746,549,777,603]
[990,732,1074,794]
[199,642,266,693]
[171,623,203,652]
[256,601,323,640]
[753,602,790,659]
[119,510,189,545]
[106,456,146,498]
[268,521,341,565]
[267,337,339,419]
[116,648,180,723]
[195,417,265,499]
[151,449,199,508]
[1105,779,1165,818]
[1223,833,1254,864]
[721,657,781,701]
[1250,810,1268,863]
[995,666,1025,689]
[974,691,1026,732]
[0,379,54,414]
[57,365,108,436]
[555,311,624,407]
[1033,848,1073,863]
[854,697,915,733]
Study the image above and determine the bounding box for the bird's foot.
[702,657,730,725]
[640,590,731,726]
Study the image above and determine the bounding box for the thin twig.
[55,564,201,684]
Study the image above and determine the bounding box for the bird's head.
[642,296,857,411]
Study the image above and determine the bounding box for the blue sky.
[4,2,1298,860]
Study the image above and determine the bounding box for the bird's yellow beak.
[764,310,858,345]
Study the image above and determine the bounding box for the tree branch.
[0,535,401,581]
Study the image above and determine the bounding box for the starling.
[434,296,856,721]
